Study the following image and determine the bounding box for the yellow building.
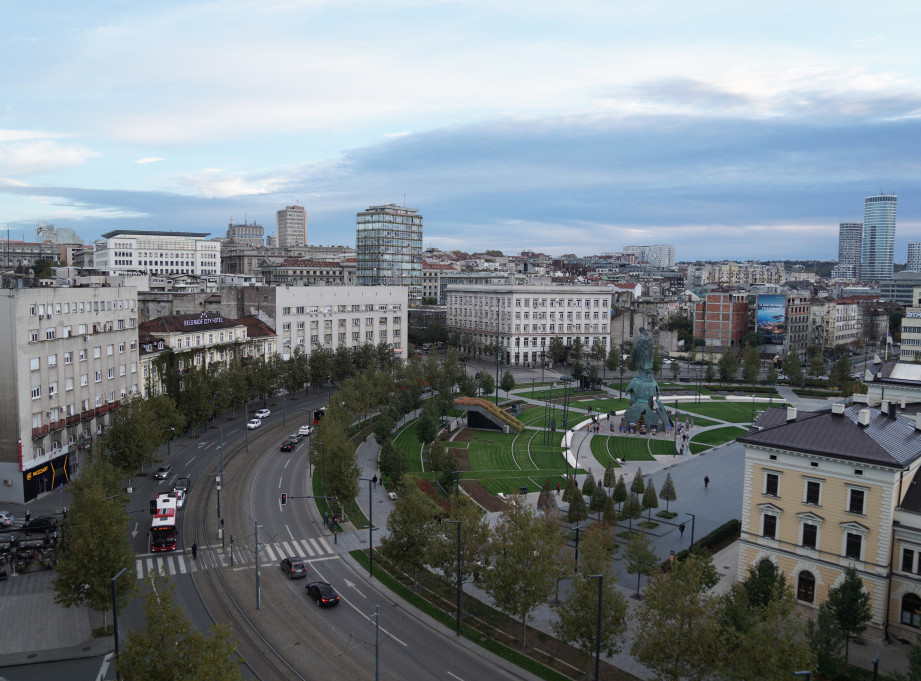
[738,403,921,641]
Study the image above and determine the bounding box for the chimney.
[881,400,889,415]
[889,402,898,420]
[915,413,921,431]
[832,403,845,415]
[858,409,871,427]
[787,407,797,422]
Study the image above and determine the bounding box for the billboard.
[757,294,786,345]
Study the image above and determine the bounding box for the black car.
[280,440,296,452]
[305,581,340,607]
[174,476,192,492]
[280,557,307,579]
[24,516,58,534]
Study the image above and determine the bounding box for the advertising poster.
[757,294,786,345]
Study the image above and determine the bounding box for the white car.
[254,409,271,419]
[174,489,186,509]
[298,425,314,436]
[247,418,262,430]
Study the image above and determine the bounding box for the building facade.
[446,285,612,366]
[908,244,921,272]
[622,244,676,268]
[225,220,264,247]
[838,222,864,274]
[692,292,750,349]
[861,194,898,282]
[738,404,921,644]
[94,230,220,277]
[257,259,346,286]
[275,205,307,249]
[0,285,140,503]
[356,204,423,306]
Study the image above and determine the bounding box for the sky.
[2,0,921,261]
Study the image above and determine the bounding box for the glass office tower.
[861,193,897,281]
[356,204,423,305]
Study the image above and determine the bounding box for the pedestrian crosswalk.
[134,536,336,580]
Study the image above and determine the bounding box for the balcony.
[81,409,95,422]
[95,404,109,416]
[49,419,66,433]
[66,414,81,426]
[32,425,49,439]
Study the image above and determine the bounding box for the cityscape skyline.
[1,2,919,260]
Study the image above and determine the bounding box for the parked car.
[280,557,307,579]
[24,516,58,534]
[174,476,192,492]
[305,581,340,607]
[247,418,262,430]
[298,425,314,436]
[280,440,296,452]
[254,408,271,419]
[0,510,12,527]
[153,464,173,480]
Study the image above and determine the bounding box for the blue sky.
[2,0,920,261]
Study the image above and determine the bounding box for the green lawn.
[394,420,424,471]
[512,430,567,470]
[517,405,569,427]
[574,398,631,414]
[677,401,780,423]
[689,426,749,453]
[478,476,565,495]
[590,435,619,467]
[466,431,520,471]
[601,435,658,461]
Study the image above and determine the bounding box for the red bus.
[150,493,178,552]
[312,406,326,426]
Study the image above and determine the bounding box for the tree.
[581,475,596,498]
[826,566,872,664]
[829,356,852,389]
[623,531,658,598]
[806,602,846,680]
[766,367,778,386]
[642,478,658,520]
[483,495,565,646]
[426,439,458,489]
[570,337,585,365]
[500,370,516,394]
[605,347,621,375]
[630,467,646,497]
[103,395,165,475]
[477,371,495,397]
[590,479,607,513]
[571,360,584,384]
[601,495,618,527]
[670,360,681,381]
[652,346,663,376]
[586,364,600,389]
[117,574,243,681]
[380,476,440,586]
[782,353,803,385]
[664,312,694,349]
[547,336,566,366]
[658,472,677,512]
[705,361,715,384]
[612,475,628,510]
[742,557,789,609]
[536,478,557,516]
[742,346,761,384]
[602,463,616,489]
[428,493,492,585]
[562,476,579,504]
[378,439,407,487]
[415,412,439,446]
[54,454,136,627]
[808,348,826,379]
[552,525,627,676]
[718,349,739,384]
[567,488,588,523]
[631,552,724,681]
[621,493,643,530]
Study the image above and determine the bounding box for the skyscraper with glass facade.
[356,204,423,305]
[861,193,897,281]
[837,222,863,275]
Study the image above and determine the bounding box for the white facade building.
[0,285,140,503]
[446,285,612,366]
[908,243,921,272]
[273,286,408,360]
[276,205,307,249]
[622,244,676,268]
[94,230,220,277]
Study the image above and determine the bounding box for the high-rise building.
[356,204,423,305]
[95,230,220,276]
[837,222,863,272]
[275,205,307,249]
[226,220,264,247]
[908,243,921,272]
[861,193,898,281]
[622,244,676,268]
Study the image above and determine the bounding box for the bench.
[388,492,397,501]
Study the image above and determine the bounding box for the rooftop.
[100,230,211,239]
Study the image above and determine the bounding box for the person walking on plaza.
[191,541,198,560]
[704,475,710,489]
[679,522,686,538]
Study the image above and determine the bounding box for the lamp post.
[359,477,375,579]
[686,511,696,547]
[541,349,546,383]
[314,441,327,520]
[326,374,332,407]
[445,519,462,635]
[111,567,128,680]
[590,573,604,681]
[494,297,501,405]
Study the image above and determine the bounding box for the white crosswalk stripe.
[263,544,277,561]
[298,539,315,556]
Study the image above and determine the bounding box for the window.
[848,488,866,515]
[64,352,72,365]
[797,571,815,603]
[31,385,41,400]
[47,354,57,368]
[65,378,73,391]
[903,548,916,573]
[45,328,56,340]
[804,479,822,506]
[79,349,87,362]
[902,593,921,628]
[29,329,39,342]
[48,382,57,397]
[762,514,777,539]
[802,523,818,549]
[764,471,779,497]
[845,532,862,560]
[94,347,101,359]
[94,371,102,383]
[80,374,88,387]
[30,357,40,371]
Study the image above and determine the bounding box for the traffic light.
[281,493,287,505]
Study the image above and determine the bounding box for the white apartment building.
[274,286,408,360]
[809,300,861,350]
[0,285,140,503]
[276,205,307,249]
[446,285,612,366]
[622,244,676,268]
[94,230,221,276]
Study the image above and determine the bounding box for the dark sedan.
[280,440,296,452]
[305,581,340,607]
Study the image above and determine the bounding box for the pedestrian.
[24,509,31,523]
[704,475,710,489]
[372,474,378,487]
[556,482,560,495]
[191,540,198,560]
[679,522,686,537]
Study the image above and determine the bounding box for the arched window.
[902,593,921,628]
[797,571,815,603]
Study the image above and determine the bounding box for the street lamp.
[444,519,462,635]
[111,567,128,680]
[686,511,696,547]
[590,574,604,681]
[359,477,375,579]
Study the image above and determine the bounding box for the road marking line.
[156,557,166,576]
[316,536,332,553]
[447,672,465,681]
[167,557,177,576]
[280,540,294,557]
[135,560,143,580]
[146,558,154,574]
[313,564,406,647]
[177,556,187,574]
[299,539,315,557]
[263,544,277,561]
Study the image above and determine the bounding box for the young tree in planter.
[586,364,600,389]
[552,524,628,677]
[826,566,872,664]
[718,349,739,384]
[623,531,658,599]
[642,478,659,520]
[581,474,596,498]
[603,463,617,489]
[562,476,579,504]
[536,478,556,516]
[659,472,677,512]
[705,361,715,384]
[483,495,565,647]
[742,345,761,384]
[590,479,608,515]
[613,475,628,511]
[602,494,618,528]
[500,370,516,394]
[630,467,646,498]
[428,493,492,586]
[567,488,589,523]
[670,360,681,381]
[477,371,495,397]
[621,493,643,530]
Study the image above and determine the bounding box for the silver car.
[0,510,12,527]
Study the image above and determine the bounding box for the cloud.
[0,132,97,177]
[135,156,165,164]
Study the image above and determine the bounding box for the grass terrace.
[677,401,784,423]
[689,426,750,454]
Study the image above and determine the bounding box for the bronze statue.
[623,328,671,430]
